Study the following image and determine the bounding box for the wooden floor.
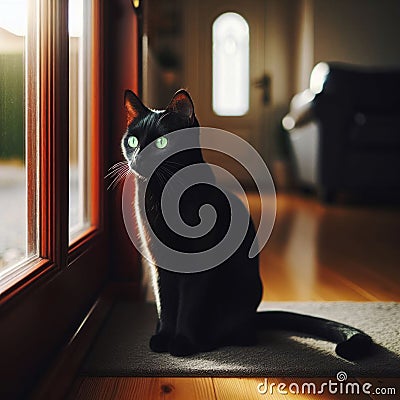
[68,193,400,400]
[257,193,400,302]
[70,376,399,399]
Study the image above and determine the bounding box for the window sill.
[0,256,56,306]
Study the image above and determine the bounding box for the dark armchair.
[283,62,400,202]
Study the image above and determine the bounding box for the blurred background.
[143,0,400,192]
[139,0,400,302]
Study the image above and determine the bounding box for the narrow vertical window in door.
[212,12,249,116]
[0,0,38,276]
[69,0,93,242]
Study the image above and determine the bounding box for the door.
[185,0,267,155]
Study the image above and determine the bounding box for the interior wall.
[143,0,185,109]
[314,0,400,67]
[294,0,400,94]
[262,0,299,162]
[142,43,163,107]
[264,0,298,105]
[294,0,314,93]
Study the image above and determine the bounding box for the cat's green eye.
[155,136,168,149]
[127,136,139,148]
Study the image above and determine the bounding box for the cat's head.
[122,89,201,180]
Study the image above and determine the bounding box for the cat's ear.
[124,90,148,126]
[166,89,195,121]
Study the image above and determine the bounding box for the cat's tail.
[256,311,373,361]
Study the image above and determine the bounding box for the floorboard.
[70,377,216,400]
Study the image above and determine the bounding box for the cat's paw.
[149,333,170,353]
[169,334,198,357]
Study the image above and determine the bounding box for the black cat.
[119,89,372,360]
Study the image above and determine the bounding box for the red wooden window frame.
[0,0,142,397]
[0,0,107,305]
[0,1,119,397]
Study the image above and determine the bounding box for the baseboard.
[29,285,119,400]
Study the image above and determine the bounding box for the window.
[0,1,119,395]
[0,0,38,279]
[0,0,104,297]
[212,12,249,116]
[69,0,93,242]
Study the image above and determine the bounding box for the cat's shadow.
[179,331,400,377]
[82,301,400,378]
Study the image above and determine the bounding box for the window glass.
[212,12,249,116]
[0,0,35,273]
[69,0,92,242]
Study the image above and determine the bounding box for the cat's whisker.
[106,163,128,175]
[155,172,175,204]
[156,169,169,185]
[107,175,122,190]
[157,168,187,206]
[160,165,186,187]
[106,165,131,190]
[159,164,176,177]
[158,167,174,184]
[105,164,129,179]
[105,169,125,180]
[110,162,128,172]
[154,171,164,187]
[107,169,130,191]
[106,162,128,173]
[109,161,127,170]
[164,160,185,167]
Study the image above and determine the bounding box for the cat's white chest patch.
[133,180,161,316]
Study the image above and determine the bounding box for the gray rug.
[82,301,400,377]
